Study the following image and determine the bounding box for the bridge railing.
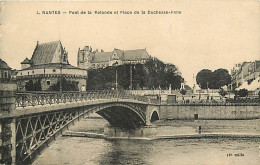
[15,90,149,108]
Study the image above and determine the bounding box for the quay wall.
[149,104,260,120]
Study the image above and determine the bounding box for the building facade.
[0,58,12,83]
[17,41,87,91]
[77,46,151,69]
[231,60,260,90]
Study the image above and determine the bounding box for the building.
[231,60,260,90]
[0,58,12,83]
[77,46,151,69]
[17,41,87,91]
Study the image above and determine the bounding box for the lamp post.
[130,65,133,90]
[116,69,118,98]
[59,54,63,94]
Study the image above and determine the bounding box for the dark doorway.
[150,111,159,122]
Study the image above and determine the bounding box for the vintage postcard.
[0,0,259,165]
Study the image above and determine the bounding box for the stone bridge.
[0,90,159,165]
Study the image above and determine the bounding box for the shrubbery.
[25,79,42,91]
[48,78,79,91]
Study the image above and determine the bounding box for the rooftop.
[0,58,11,70]
[20,63,86,71]
[21,57,31,64]
[31,41,67,65]
[89,48,150,63]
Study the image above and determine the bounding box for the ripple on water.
[33,119,260,165]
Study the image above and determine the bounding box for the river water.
[33,118,260,165]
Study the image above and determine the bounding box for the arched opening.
[95,105,146,129]
[150,111,159,122]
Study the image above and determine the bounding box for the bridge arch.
[12,101,148,164]
[87,103,146,128]
[150,110,160,122]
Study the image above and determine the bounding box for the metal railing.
[15,91,260,108]
[15,90,148,108]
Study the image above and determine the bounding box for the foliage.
[25,79,42,91]
[180,89,187,95]
[237,88,248,97]
[196,68,231,89]
[212,69,231,89]
[87,58,183,90]
[48,78,79,91]
[196,69,213,89]
[218,88,227,97]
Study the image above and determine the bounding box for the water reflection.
[97,140,149,165]
[34,137,260,165]
[33,118,260,165]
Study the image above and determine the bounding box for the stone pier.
[0,83,17,165]
[104,125,158,138]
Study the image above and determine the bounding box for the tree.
[237,89,248,97]
[218,88,227,97]
[180,89,187,95]
[33,79,42,91]
[25,79,42,91]
[48,78,79,91]
[196,69,213,89]
[87,58,184,91]
[196,68,231,89]
[212,69,231,89]
[25,80,34,91]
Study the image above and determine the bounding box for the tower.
[77,46,92,69]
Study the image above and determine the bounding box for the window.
[4,71,8,78]
[32,70,34,74]
[21,72,22,75]
[46,80,51,86]
[28,72,29,75]
[53,69,56,72]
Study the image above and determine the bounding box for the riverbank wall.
[148,104,260,120]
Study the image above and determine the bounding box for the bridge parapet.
[15,90,149,108]
[14,91,260,109]
[0,83,17,165]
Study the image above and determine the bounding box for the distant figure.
[81,85,86,92]
[199,126,202,134]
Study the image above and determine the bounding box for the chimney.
[37,41,39,45]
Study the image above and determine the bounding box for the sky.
[0,0,259,86]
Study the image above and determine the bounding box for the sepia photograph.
[0,0,259,164]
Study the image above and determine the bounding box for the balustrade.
[15,91,148,108]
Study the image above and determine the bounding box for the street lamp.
[116,69,118,98]
[59,53,63,94]
[130,65,133,90]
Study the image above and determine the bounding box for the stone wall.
[17,77,87,91]
[0,83,16,164]
[147,104,260,121]
[0,83,16,113]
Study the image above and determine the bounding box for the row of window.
[1,71,9,78]
[91,60,147,68]
[20,69,57,75]
[92,63,109,68]
[24,80,51,86]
